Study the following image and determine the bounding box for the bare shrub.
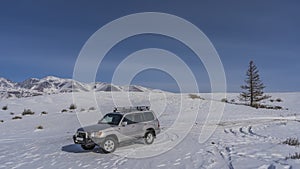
[41,111,48,115]
[69,104,77,110]
[221,98,228,103]
[22,109,35,116]
[12,116,22,120]
[289,152,300,159]
[2,105,8,110]
[36,125,44,129]
[252,103,266,109]
[283,138,300,146]
[89,107,96,111]
[189,94,201,99]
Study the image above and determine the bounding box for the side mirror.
[121,121,128,126]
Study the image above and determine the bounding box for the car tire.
[101,137,118,153]
[81,144,95,150]
[144,131,155,145]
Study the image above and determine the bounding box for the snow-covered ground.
[0,92,300,169]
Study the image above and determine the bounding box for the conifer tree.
[240,61,270,107]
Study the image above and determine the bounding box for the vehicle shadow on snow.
[61,140,145,154]
[61,144,105,154]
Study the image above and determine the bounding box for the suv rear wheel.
[144,131,155,144]
[102,136,117,153]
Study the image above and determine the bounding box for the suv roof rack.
[113,106,150,113]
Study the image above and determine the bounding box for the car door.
[118,114,138,140]
[131,113,145,137]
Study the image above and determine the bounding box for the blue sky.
[0,0,299,92]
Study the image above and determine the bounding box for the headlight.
[90,131,102,138]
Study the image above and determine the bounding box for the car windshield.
[98,113,123,125]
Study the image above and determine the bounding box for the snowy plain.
[0,92,300,169]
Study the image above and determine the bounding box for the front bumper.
[73,132,105,145]
[73,135,93,145]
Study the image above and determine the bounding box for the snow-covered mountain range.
[0,76,157,98]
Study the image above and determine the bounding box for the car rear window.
[143,112,155,121]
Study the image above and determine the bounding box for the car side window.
[143,112,155,121]
[134,113,144,123]
[123,114,135,125]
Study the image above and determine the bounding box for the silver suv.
[73,106,161,153]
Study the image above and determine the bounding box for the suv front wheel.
[144,131,155,145]
[101,136,118,153]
